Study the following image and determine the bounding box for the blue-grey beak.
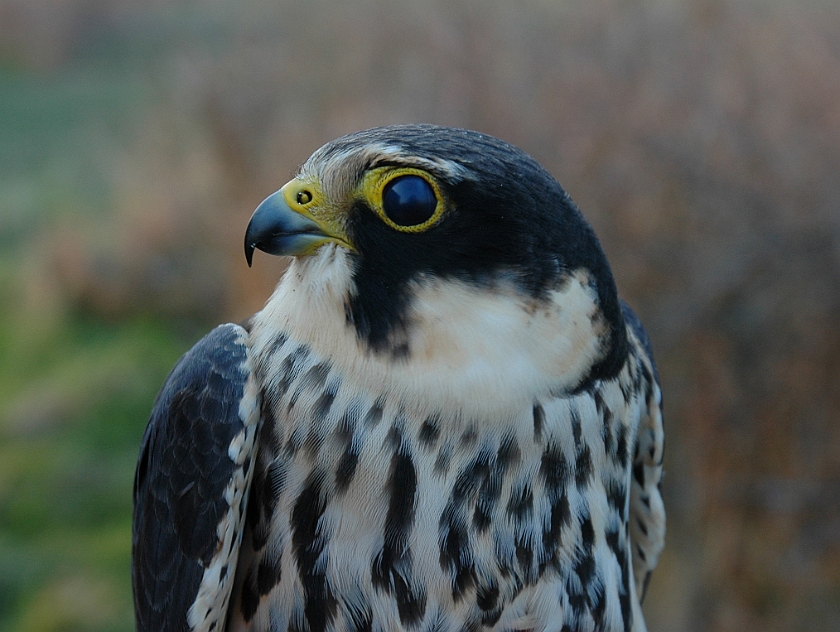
[244,190,330,266]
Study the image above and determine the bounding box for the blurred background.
[0,0,838,630]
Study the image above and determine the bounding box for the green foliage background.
[0,6,218,628]
[1,1,839,630]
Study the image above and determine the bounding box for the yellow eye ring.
[362,167,446,233]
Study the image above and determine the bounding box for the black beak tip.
[245,240,255,267]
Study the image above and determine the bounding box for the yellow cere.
[279,178,355,252]
[360,166,446,233]
[280,178,325,215]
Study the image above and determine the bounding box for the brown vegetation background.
[1,0,838,630]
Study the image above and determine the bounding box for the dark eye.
[382,175,438,226]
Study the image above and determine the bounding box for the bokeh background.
[1,0,838,630]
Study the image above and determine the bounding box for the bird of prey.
[132,124,665,632]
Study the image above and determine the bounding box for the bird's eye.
[296,190,313,205]
[381,175,438,227]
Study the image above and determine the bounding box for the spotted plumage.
[132,125,665,632]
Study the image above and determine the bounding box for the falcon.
[132,124,665,632]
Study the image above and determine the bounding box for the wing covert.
[132,323,260,632]
[622,303,666,602]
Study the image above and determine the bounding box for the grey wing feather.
[132,323,260,632]
[621,302,666,602]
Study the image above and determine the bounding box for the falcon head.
[245,124,626,391]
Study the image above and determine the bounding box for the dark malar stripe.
[291,473,336,632]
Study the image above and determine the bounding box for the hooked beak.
[244,184,349,266]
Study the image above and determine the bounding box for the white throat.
[249,246,608,420]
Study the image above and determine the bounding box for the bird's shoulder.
[132,322,261,632]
